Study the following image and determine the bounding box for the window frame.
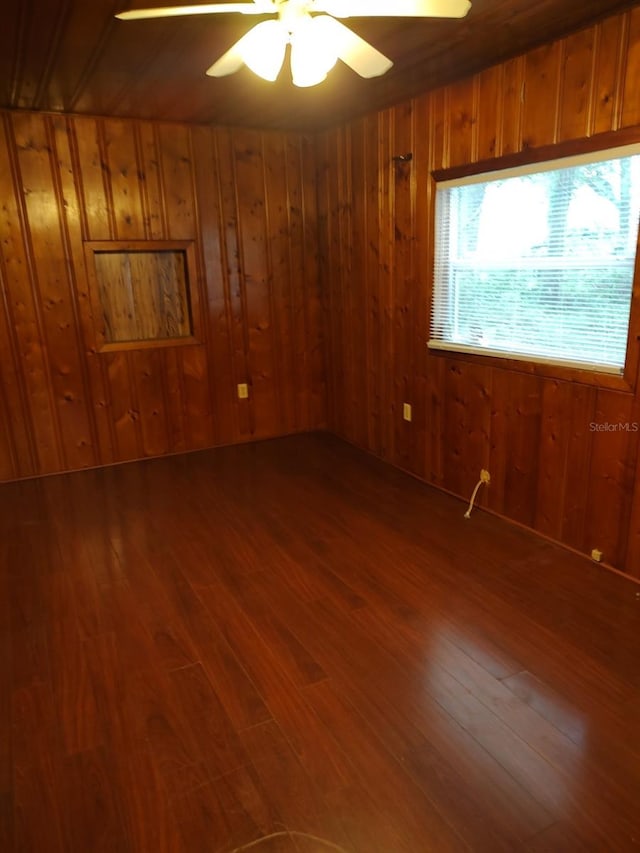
[429,128,640,393]
[84,240,203,354]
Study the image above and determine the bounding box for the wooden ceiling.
[2,0,640,131]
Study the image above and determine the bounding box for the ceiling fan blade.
[313,0,471,18]
[116,2,274,21]
[205,41,245,77]
[312,16,392,78]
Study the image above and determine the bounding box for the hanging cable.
[464,469,491,519]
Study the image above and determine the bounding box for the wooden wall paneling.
[215,128,253,439]
[339,125,357,446]
[99,118,145,461]
[378,110,394,461]
[363,112,383,457]
[131,121,174,457]
[232,129,282,438]
[262,131,295,435]
[11,111,95,471]
[327,126,346,439]
[583,391,638,568]
[0,115,63,473]
[102,119,145,240]
[152,122,199,452]
[314,132,331,429]
[291,132,319,431]
[620,7,640,129]
[332,128,356,446]
[410,96,432,482]
[284,133,308,432]
[533,380,572,541]
[72,117,112,241]
[522,43,562,149]
[441,361,491,503]
[72,117,122,462]
[423,92,446,487]
[446,77,477,169]
[0,348,18,482]
[48,116,104,463]
[190,124,236,447]
[135,122,166,242]
[349,118,369,452]
[485,369,511,518]
[440,361,468,500]
[0,237,36,479]
[391,102,415,472]
[623,449,640,577]
[499,56,526,156]
[130,349,171,459]
[300,133,327,431]
[592,15,627,134]
[57,116,116,466]
[158,122,214,451]
[334,124,351,443]
[558,386,597,553]
[476,66,502,161]
[501,372,541,527]
[101,351,142,462]
[429,87,448,173]
[557,28,597,142]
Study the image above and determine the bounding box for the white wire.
[464,478,485,519]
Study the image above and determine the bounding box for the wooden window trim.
[84,240,203,353]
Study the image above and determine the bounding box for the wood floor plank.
[266,586,553,847]
[59,747,131,853]
[302,680,468,852]
[2,433,640,850]
[171,764,282,853]
[0,792,13,851]
[11,684,66,852]
[236,720,352,849]
[199,583,353,797]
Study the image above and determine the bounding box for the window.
[84,241,202,352]
[430,145,640,375]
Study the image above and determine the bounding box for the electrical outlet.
[480,469,491,484]
[237,383,249,400]
[403,403,412,422]
[591,548,603,563]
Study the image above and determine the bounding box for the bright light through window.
[430,146,640,374]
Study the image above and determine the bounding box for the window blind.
[430,145,640,373]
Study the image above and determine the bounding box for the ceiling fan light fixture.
[118,0,472,87]
[290,16,338,87]
[237,19,288,81]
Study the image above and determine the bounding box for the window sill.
[426,340,636,392]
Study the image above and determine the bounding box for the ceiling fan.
[116,0,472,88]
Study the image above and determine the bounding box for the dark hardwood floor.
[1,432,640,852]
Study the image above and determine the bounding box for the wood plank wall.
[0,112,326,482]
[317,8,640,577]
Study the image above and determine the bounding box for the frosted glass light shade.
[238,20,288,81]
[290,17,338,87]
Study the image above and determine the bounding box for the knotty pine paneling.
[318,8,640,576]
[0,111,326,481]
